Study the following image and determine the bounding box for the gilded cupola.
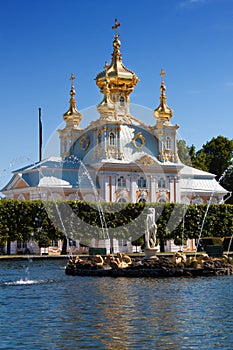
[95,19,139,108]
[63,73,82,128]
[154,69,173,126]
[97,68,115,118]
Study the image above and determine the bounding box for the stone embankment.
[65,252,233,278]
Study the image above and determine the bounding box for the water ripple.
[3,278,58,286]
[0,260,233,349]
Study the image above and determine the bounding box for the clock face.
[132,132,145,149]
[80,135,90,151]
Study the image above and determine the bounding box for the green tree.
[177,139,193,165]
[0,199,9,252]
[193,136,233,180]
[192,150,209,172]
[0,199,35,254]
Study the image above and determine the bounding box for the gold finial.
[63,73,82,125]
[154,69,173,122]
[70,73,75,87]
[160,69,165,84]
[112,18,121,35]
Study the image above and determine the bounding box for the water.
[0,259,233,349]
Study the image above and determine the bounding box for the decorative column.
[104,178,110,202]
[169,177,175,202]
[116,126,122,159]
[130,175,137,202]
[174,177,180,203]
[109,176,112,202]
[150,176,156,202]
[102,126,108,157]
[111,175,116,202]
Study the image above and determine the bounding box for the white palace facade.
[2,22,228,206]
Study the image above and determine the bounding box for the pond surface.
[0,258,232,349]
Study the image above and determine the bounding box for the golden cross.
[160,68,166,83]
[112,18,120,35]
[70,73,75,86]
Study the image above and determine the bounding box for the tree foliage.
[193,136,233,180]
[0,200,232,253]
[177,140,194,165]
[178,135,233,203]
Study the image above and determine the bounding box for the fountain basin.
[65,255,233,278]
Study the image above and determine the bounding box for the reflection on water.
[0,259,233,349]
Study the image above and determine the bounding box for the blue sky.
[0,0,233,190]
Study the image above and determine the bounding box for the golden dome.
[95,19,139,96]
[63,74,82,126]
[97,73,115,117]
[154,69,173,123]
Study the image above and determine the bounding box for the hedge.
[0,199,232,251]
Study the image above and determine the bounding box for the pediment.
[15,178,29,189]
[135,154,158,167]
[4,174,29,191]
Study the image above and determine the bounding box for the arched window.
[109,131,115,146]
[166,136,171,150]
[97,130,102,145]
[158,177,166,189]
[118,176,126,188]
[138,176,147,189]
[119,96,125,106]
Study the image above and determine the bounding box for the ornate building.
[2,20,228,205]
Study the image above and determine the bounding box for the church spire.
[95,19,139,114]
[63,73,82,127]
[154,69,173,126]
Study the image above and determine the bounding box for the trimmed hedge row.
[0,199,232,250]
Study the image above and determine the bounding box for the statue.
[145,207,157,249]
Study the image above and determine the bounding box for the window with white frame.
[158,177,166,189]
[166,136,171,150]
[118,176,126,188]
[51,240,59,247]
[138,176,147,189]
[109,131,115,146]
